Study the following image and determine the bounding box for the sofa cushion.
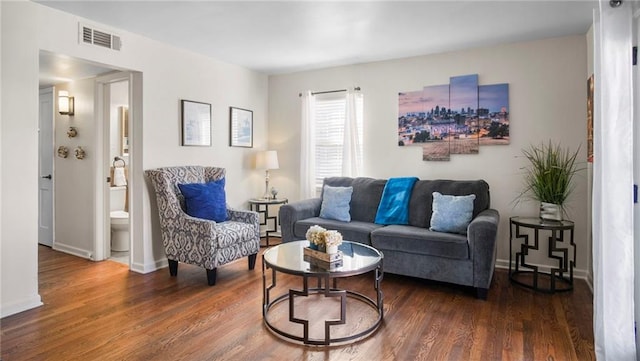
[319,185,353,222]
[408,179,490,228]
[430,192,476,234]
[294,217,385,246]
[371,225,469,260]
[323,177,387,223]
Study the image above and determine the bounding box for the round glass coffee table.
[262,240,384,346]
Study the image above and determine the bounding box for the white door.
[38,88,54,247]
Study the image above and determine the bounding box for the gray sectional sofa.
[279,177,500,299]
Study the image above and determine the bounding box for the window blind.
[313,93,363,191]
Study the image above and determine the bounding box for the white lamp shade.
[256,150,279,170]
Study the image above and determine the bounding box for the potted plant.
[518,141,582,221]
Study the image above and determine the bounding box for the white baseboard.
[585,274,594,293]
[495,258,590,281]
[52,242,93,260]
[0,294,43,318]
[130,258,168,274]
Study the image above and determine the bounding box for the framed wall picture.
[181,100,211,146]
[229,107,253,147]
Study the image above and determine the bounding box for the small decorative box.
[303,247,343,263]
[303,255,344,270]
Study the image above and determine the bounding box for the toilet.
[110,186,130,251]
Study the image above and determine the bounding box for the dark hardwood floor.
[1,245,594,361]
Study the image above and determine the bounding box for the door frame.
[38,87,55,247]
[93,71,142,266]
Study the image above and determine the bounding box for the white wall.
[1,1,268,317]
[0,1,43,317]
[52,80,96,258]
[269,35,589,277]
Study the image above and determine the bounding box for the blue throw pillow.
[429,192,476,234]
[178,179,227,222]
[319,185,353,222]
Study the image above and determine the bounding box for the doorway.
[104,77,130,265]
[94,71,142,266]
[38,51,142,269]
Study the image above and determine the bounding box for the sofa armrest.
[467,208,500,290]
[279,198,322,243]
[227,207,260,241]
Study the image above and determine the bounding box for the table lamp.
[256,150,279,199]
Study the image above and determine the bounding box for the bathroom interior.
[109,80,130,265]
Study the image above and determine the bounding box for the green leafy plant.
[519,141,582,207]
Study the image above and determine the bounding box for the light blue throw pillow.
[429,192,476,234]
[319,185,353,222]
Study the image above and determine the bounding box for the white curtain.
[593,1,636,360]
[300,91,316,199]
[342,90,363,177]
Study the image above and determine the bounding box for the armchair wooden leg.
[168,260,178,277]
[248,254,257,270]
[206,268,217,286]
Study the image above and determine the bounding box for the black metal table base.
[509,271,573,293]
[249,199,288,247]
[262,263,384,346]
[509,216,575,293]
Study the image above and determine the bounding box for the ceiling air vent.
[79,23,121,51]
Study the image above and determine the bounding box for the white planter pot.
[326,245,338,254]
[540,202,563,221]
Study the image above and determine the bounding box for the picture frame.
[229,107,253,148]
[181,100,211,146]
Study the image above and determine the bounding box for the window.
[313,91,364,192]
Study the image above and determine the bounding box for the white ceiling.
[36,0,597,80]
[39,51,120,88]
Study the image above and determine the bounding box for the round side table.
[509,216,576,293]
[248,198,288,247]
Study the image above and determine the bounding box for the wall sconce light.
[58,90,74,115]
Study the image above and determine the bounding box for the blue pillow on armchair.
[429,192,476,234]
[178,178,227,222]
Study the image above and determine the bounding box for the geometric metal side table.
[249,198,288,247]
[509,216,575,293]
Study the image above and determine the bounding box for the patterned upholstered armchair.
[146,166,260,285]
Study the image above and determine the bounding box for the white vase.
[326,245,338,254]
[540,202,563,221]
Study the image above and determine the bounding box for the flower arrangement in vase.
[323,230,343,254]
[305,225,342,254]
